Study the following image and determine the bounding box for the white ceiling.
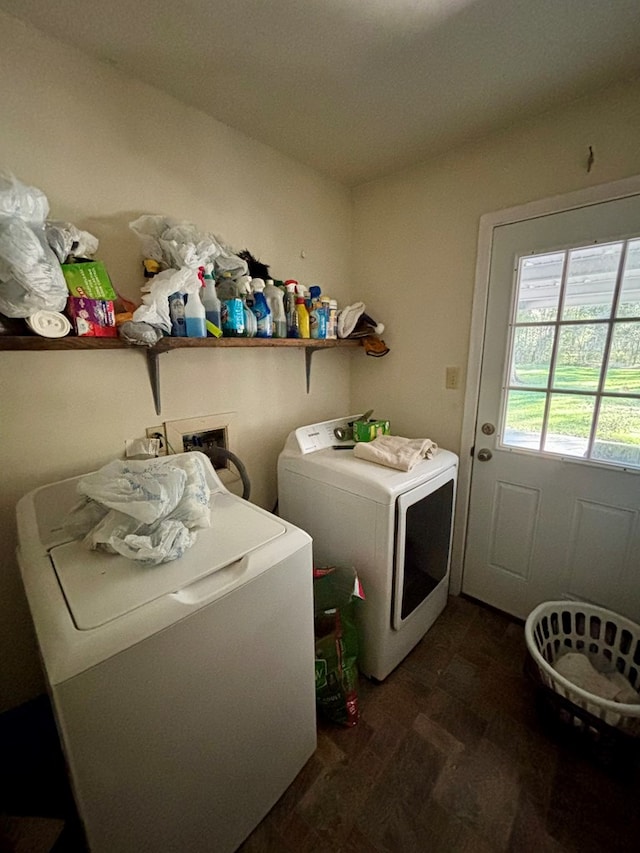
[3,0,640,186]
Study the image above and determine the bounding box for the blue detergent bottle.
[218,275,245,337]
[251,278,273,338]
[309,285,326,339]
[239,276,257,338]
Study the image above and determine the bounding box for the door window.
[501,237,640,467]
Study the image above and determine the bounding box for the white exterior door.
[462,193,640,621]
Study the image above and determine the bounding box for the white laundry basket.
[525,601,640,737]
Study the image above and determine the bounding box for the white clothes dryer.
[16,452,316,853]
[278,416,458,681]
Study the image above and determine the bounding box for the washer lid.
[50,492,285,630]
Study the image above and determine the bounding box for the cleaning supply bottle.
[218,274,245,337]
[309,286,327,340]
[265,279,287,338]
[284,280,300,338]
[321,297,331,338]
[201,266,222,337]
[250,278,273,338]
[168,291,187,336]
[239,276,256,338]
[295,284,310,339]
[328,299,338,339]
[184,270,207,338]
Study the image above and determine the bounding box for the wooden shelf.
[0,335,359,352]
[0,335,130,351]
[0,335,361,412]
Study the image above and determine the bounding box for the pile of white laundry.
[553,651,640,705]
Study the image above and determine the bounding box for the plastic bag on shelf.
[0,218,68,317]
[129,214,221,270]
[118,320,163,346]
[0,170,49,223]
[0,171,69,317]
[45,220,99,263]
[132,266,200,333]
[213,239,249,281]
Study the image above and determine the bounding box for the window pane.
[544,394,595,457]
[502,390,546,450]
[516,252,564,322]
[617,238,640,319]
[593,398,640,467]
[605,322,640,393]
[511,326,553,387]
[562,243,622,321]
[553,324,607,390]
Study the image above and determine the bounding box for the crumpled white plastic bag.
[0,171,69,317]
[0,170,49,222]
[45,220,99,263]
[86,513,196,565]
[131,266,200,333]
[129,214,221,270]
[65,454,211,565]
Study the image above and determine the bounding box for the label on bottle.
[169,292,187,336]
[221,298,245,336]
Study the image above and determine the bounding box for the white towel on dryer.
[353,435,438,472]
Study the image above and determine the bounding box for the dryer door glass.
[394,477,454,625]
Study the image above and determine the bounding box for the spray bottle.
[265,279,287,338]
[201,264,222,337]
[238,276,256,338]
[184,268,207,338]
[250,278,273,338]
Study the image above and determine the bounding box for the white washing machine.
[16,452,316,853]
[278,416,458,681]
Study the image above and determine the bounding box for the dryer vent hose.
[207,446,251,501]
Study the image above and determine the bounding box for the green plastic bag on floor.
[313,565,365,727]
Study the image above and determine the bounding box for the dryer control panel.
[294,415,363,454]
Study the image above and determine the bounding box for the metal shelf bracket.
[146,347,166,416]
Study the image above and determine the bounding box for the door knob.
[477,448,493,462]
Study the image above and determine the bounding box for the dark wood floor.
[2,595,639,852]
[240,595,640,853]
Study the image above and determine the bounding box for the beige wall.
[0,12,354,711]
[351,76,640,454]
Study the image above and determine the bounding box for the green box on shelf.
[61,261,117,300]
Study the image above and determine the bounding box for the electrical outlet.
[145,425,167,455]
[445,366,460,390]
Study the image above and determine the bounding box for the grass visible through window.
[508,366,639,444]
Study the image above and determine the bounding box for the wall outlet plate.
[145,425,167,455]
